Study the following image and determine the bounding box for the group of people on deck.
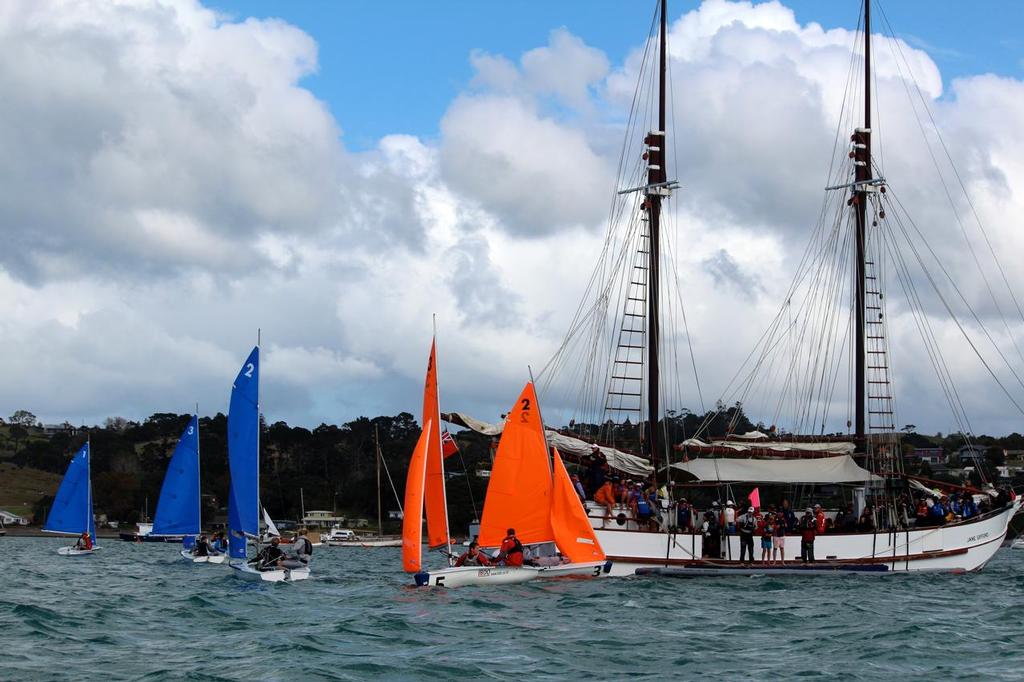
[190,531,228,556]
[579,445,665,531]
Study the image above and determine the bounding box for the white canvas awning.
[671,455,879,483]
[680,437,855,455]
[444,412,654,477]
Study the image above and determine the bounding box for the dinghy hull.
[180,550,226,564]
[57,546,100,556]
[230,562,310,582]
[414,565,540,588]
[536,559,612,579]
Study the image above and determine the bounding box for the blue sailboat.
[226,344,309,582]
[44,442,99,556]
[151,415,224,564]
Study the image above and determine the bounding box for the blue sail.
[43,443,94,541]
[151,415,200,536]
[228,345,260,539]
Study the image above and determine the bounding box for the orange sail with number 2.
[477,381,554,547]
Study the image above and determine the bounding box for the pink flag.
[749,487,761,509]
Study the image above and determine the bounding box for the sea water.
[3,537,1024,680]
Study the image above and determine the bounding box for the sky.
[1,0,1023,436]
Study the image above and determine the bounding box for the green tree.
[9,410,37,427]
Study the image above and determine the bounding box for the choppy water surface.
[3,537,1024,680]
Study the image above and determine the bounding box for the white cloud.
[0,0,1022,437]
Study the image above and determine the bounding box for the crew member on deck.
[800,509,816,562]
[495,528,524,567]
[282,528,313,569]
[253,537,285,571]
[75,532,93,550]
[193,534,211,557]
[455,541,492,567]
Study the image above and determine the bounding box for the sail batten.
[152,415,200,537]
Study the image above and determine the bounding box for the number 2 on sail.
[243,363,254,378]
[520,398,531,423]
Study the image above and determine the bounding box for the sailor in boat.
[252,537,285,571]
[191,534,213,558]
[493,528,525,567]
[594,478,615,524]
[454,541,492,567]
[211,531,228,554]
[281,528,313,570]
[74,532,93,551]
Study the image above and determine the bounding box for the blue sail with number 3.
[43,443,95,542]
[228,346,260,543]
[152,415,201,537]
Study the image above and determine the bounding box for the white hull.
[57,546,100,556]
[414,565,540,588]
[327,538,402,548]
[536,560,612,580]
[230,561,310,582]
[180,550,226,564]
[589,500,1022,576]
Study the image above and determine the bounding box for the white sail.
[262,506,280,537]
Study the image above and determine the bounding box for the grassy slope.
[0,462,62,521]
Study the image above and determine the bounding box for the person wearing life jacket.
[75,532,93,551]
[455,541,493,567]
[799,509,816,562]
[282,528,313,569]
[211,531,228,554]
[595,479,616,522]
[495,528,525,567]
[253,537,285,571]
[193,533,211,557]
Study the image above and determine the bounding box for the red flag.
[441,430,459,458]
[749,487,761,509]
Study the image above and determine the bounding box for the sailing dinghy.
[225,345,309,582]
[404,338,540,588]
[44,442,100,556]
[150,415,224,564]
[476,381,611,581]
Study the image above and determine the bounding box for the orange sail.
[551,448,606,562]
[478,381,554,546]
[421,339,450,549]
[402,420,432,573]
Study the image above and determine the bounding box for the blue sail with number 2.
[228,346,260,547]
[152,415,201,537]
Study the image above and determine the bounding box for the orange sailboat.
[477,381,610,580]
[403,337,541,588]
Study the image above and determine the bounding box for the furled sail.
[478,382,554,547]
[550,449,605,563]
[43,443,95,541]
[228,346,260,540]
[421,339,450,550]
[671,455,880,483]
[151,415,200,536]
[402,420,433,573]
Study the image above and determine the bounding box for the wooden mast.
[645,0,668,472]
[853,0,872,443]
